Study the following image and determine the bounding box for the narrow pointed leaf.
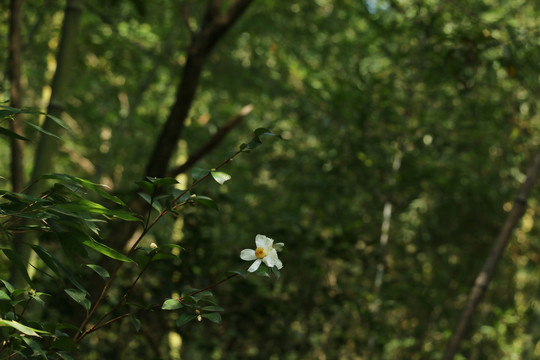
[0,126,29,140]
[0,319,43,337]
[82,239,134,263]
[24,120,61,140]
[1,248,33,286]
[85,264,110,281]
[64,288,90,311]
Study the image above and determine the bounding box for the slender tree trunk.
[9,0,24,193]
[10,0,83,287]
[29,0,83,192]
[366,147,402,359]
[443,150,540,360]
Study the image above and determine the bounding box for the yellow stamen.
[255,247,267,259]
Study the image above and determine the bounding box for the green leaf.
[1,280,15,294]
[247,136,263,150]
[181,288,199,297]
[193,195,218,210]
[0,290,11,301]
[0,126,29,141]
[130,316,141,332]
[1,248,33,286]
[153,253,178,261]
[191,168,210,181]
[271,266,281,280]
[137,192,153,205]
[136,180,154,194]
[176,313,197,327]
[201,305,224,312]
[53,200,139,221]
[56,351,76,360]
[82,239,134,263]
[194,290,213,298]
[211,171,232,185]
[228,269,248,279]
[31,245,61,278]
[24,120,62,140]
[43,174,126,206]
[85,264,110,281]
[44,113,69,130]
[51,335,77,352]
[162,299,184,310]
[22,337,48,359]
[0,319,43,337]
[64,288,91,311]
[147,177,178,187]
[252,127,272,137]
[254,264,271,277]
[202,312,222,324]
[135,253,150,268]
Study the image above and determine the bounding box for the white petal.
[274,257,283,269]
[255,234,273,249]
[263,251,278,268]
[247,259,262,272]
[273,242,284,252]
[240,249,257,261]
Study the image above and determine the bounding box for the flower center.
[255,247,267,259]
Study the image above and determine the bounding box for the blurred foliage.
[2,0,540,359]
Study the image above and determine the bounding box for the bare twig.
[168,104,253,177]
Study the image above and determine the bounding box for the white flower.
[240,234,284,272]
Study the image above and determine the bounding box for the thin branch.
[443,150,540,360]
[75,147,245,343]
[145,0,255,178]
[168,104,253,177]
[84,272,240,335]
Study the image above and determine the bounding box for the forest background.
[2,0,540,359]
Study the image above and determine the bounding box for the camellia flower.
[240,235,284,272]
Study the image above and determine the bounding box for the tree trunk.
[9,0,24,193]
[29,0,83,192]
[10,0,83,287]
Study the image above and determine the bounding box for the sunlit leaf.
[211,171,232,185]
[0,290,11,301]
[0,319,45,337]
[162,299,184,310]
